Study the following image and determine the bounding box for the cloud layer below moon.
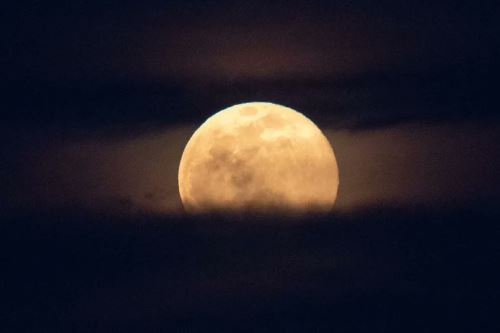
[3,119,499,216]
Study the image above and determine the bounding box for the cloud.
[2,118,499,216]
[329,119,500,210]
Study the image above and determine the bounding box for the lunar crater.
[240,106,258,116]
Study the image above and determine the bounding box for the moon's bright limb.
[178,102,339,213]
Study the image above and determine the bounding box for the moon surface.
[178,102,339,213]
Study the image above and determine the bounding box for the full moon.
[178,102,339,213]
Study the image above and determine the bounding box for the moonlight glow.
[178,102,339,213]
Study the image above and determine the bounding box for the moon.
[178,102,339,214]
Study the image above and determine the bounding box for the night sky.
[3,0,500,215]
[3,0,500,331]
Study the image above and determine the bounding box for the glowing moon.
[178,102,339,213]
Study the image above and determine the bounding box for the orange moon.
[178,102,339,213]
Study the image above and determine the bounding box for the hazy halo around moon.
[178,102,339,214]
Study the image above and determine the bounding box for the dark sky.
[4,0,500,127]
[0,0,500,332]
[4,4,500,330]
[5,0,499,81]
[2,0,500,215]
